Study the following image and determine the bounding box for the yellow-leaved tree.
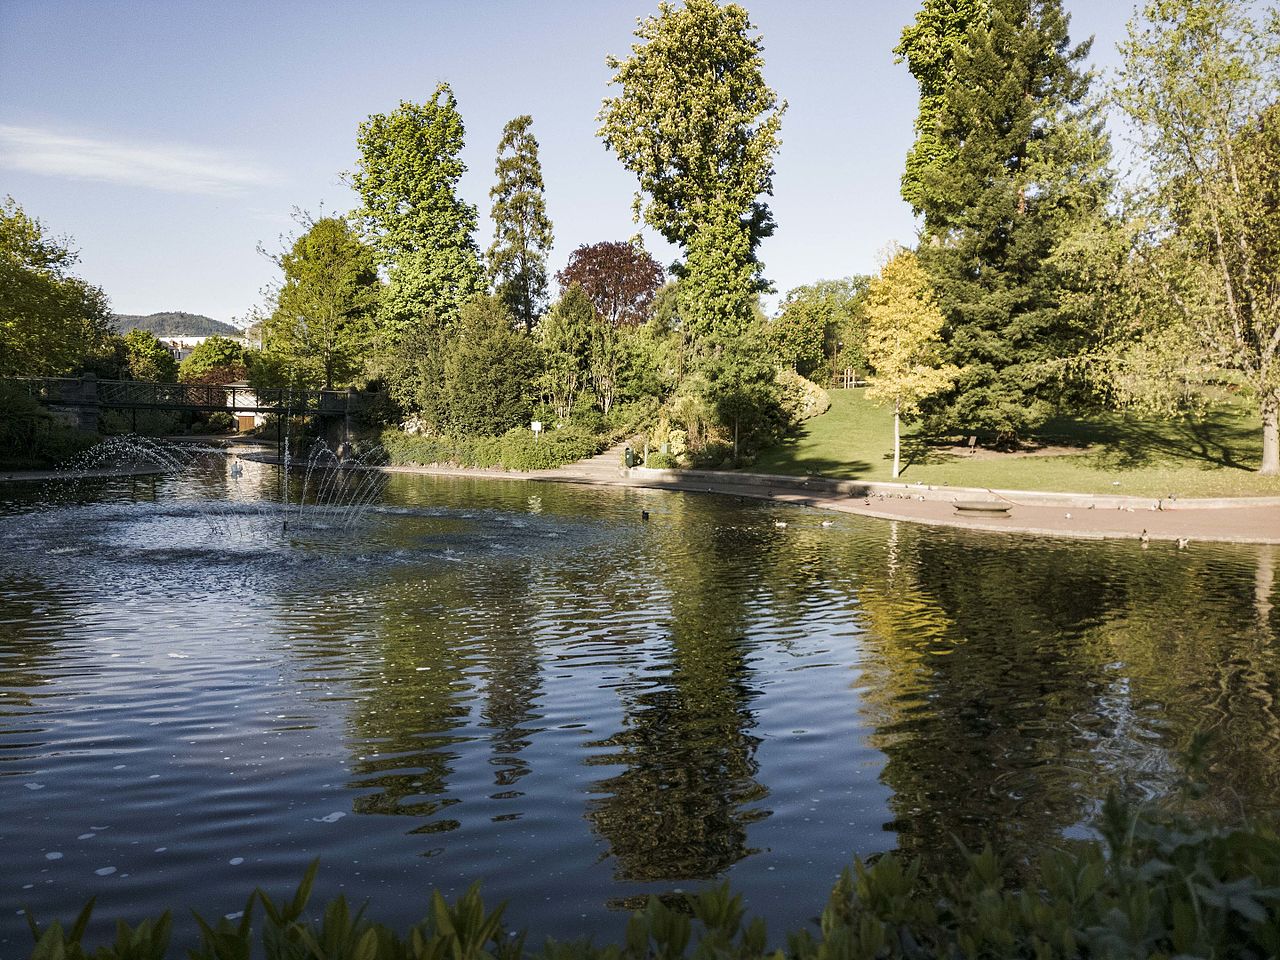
[864,249,960,478]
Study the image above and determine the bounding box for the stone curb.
[626,467,1280,511]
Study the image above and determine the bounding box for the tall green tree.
[896,0,988,215]
[703,321,780,461]
[589,318,630,417]
[353,85,484,341]
[488,115,554,334]
[598,0,785,348]
[442,296,540,436]
[260,216,380,390]
[123,329,178,383]
[1115,0,1280,474]
[538,284,594,422]
[913,0,1112,441]
[864,250,960,478]
[0,197,113,378]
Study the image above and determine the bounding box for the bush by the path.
[0,384,98,468]
[381,401,657,472]
[26,793,1280,959]
[382,424,603,471]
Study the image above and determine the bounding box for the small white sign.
[531,421,543,434]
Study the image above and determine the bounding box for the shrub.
[644,451,679,469]
[0,384,98,467]
[380,431,489,469]
[381,425,604,472]
[99,409,179,437]
[776,369,830,422]
[0,415,97,468]
[252,414,320,452]
[570,408,606,434]
[26,794,1280,960]
[202,411,235,433]
[496,426,600,470]
[690,440,734,469]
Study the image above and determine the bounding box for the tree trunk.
[1256,546,1274,632]
[892,400,901,479]
[1263,393,1279,476]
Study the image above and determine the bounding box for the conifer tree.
[442,296,539,436]
[488,115,554,334]
[911,0,1112,441]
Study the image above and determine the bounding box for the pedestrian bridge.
[7,375,364,430]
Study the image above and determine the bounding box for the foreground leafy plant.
[24,793,1280,959]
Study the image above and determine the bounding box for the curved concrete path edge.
[374,449,1280,546]
[0,463,167,482]
[42,443,1274,545]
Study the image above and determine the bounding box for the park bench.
[953,500,1011,516]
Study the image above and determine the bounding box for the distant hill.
[113,311,242,338]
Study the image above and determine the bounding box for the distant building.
[160,335,248,364]
[223,380,265,432]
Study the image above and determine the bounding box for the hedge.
[380,402,657,473]
[0,384,98,468]
[25,793,1280,959]
[381,425,603,471]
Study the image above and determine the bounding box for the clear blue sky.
[0,1,1134,324]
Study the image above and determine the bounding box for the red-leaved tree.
[555,241,665,328]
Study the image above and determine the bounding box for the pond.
[1,459,1278,949]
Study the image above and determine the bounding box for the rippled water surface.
[2,460,1279,949]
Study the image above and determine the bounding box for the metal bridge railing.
[4,377,361,414]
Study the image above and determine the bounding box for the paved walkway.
[0,463,165,482]
[6,440,1277,544]
[387,441,1280,545]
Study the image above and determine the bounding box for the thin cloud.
[0,124,276,195]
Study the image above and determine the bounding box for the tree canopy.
[258,215,380,390]
[123,329,178,383]
[178,335,247,385]
[1114,0,1280,473]
[863,250,960,477]
[0,197,113,378]
[598,0,784,346]
[555,241,665,329]
[353,85,485,338]
[896,0,988,216]
[770,279,868,381]
[539,284,595,422]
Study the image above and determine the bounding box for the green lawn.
[750,388,1280,497]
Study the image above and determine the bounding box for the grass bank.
[751,389,1280,498]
